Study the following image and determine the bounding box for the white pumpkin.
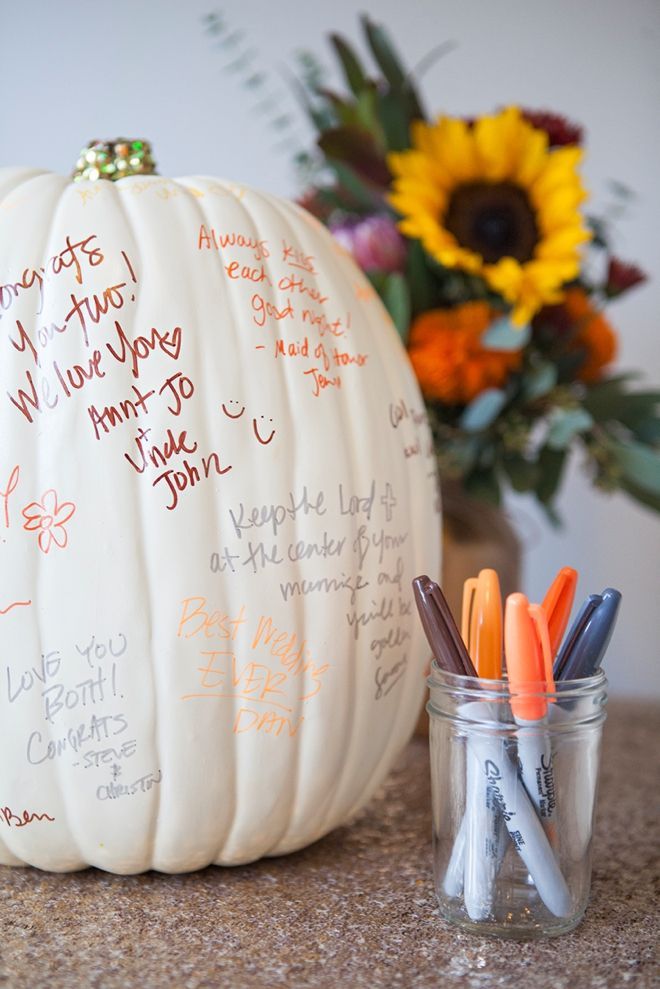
[0,148,440,874]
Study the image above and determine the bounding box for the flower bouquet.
[281,16,660,521]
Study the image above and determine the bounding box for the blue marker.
[555,589,621,681]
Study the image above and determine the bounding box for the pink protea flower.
[330,215,407,273]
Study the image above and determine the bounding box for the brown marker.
[413,575,477,677]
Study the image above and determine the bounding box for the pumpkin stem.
[72,139,157,182]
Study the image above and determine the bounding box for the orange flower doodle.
[22,490,76,554]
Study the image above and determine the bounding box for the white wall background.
[2,0,659,698]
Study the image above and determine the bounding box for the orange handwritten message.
[196,226,369,398]
[177,597,330,738]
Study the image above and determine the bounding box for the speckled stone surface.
[1,700,658,989]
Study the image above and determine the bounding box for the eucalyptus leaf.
[546,408,594,450]
[522,362,557,401]
[482,316,530,351]
[607,439,660,496]
[383,273,411,341]
[460,389,507,432]
[584,383,660,430]
[620,478,660,514]
[634,418,660,444]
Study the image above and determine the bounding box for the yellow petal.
[430,117,479,183]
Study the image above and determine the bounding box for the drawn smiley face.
[221,399,245,419]
[221,400,276,446]
[252,416,275,445]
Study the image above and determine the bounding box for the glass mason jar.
[428,662,608,939]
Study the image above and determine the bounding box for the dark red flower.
[521,110,584,147]
[605,257,648,298]
[296,188,332,222]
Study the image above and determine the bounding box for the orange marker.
[462,571,503,678]
[542,566,578,658]
[472,569,503,679]
[529,603,555,701]
[505,593,546,721]
[505,593,557,842]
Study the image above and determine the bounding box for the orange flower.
[407,302,522,404]
[563,288,617,382]
[22,489,76,554]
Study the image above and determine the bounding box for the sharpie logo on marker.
[539,753,557,817]
[483,759,514,823]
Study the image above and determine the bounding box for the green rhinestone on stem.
[72,139,157,181]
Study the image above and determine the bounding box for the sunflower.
[407,302,522,404]
[388,106,591,325]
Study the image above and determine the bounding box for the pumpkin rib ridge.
[0,172,70,869]
[19,174,89,871]
[228,183,315,862]
[174,177,244,867]
[108,179,162,873]
[289,215,372,836]
[39,178,93,871]
[275,194,366,847]
[235,187,314,857]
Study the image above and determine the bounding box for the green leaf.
[546,408,594,450]
[361,15,406,88]
[482,316,530,351]
[535,447,567,505]
[620,478,660,514]
[330,34,369,96]
[539,501,562,527]
[383,273,411,341]
[318,125,390,185]
[325,160,383,210]
[464,468,502,506]
[355,86,384,142]
[405,239,435,315]
[607,439,660,496]
[586,215,610,250]
[376,89,411,151]
[634,418,660,444]
[460,389,507,432]
[584,381,660,430]
[522,361,557,401]
[501,456,539,493]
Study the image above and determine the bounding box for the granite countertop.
[1,699,658,989]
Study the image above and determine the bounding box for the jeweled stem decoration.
[72,139,157,181]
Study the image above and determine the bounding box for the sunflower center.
[444,182,539,264]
